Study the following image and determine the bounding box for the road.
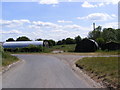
[3,54,94,88]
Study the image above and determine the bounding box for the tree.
[102,28,117,42]
[44,39,56,47]
[36,38,43,41]
[95,38,105,48]
[116,29,120,42]
[88,26,102,40]
[65,38,75,44]
[61,39,66,44]
[57,40,63,45]
[16,36,31,41]
[48,40,56,46]
[6,38,15,42]
[75,35,81,44]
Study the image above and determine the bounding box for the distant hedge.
[75,39,98,52]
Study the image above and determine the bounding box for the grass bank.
[76,57,119,88]
[2,52,19,66]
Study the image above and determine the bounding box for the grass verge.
[75,57,119,89]
[2,52,19,66]
[96,50,120,55]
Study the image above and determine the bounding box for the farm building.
[75,39,98,52]
[101,41,120,51]
[2,41,47,48]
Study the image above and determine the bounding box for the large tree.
[75,35,81,44]
[88,26,102,40]
[48,39,56,46]
[116,29,120,42]
[16,36,31,41]
[57,40,63,45]
[65,38,75,44]
[102,28,117,42]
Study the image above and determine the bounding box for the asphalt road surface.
[3,54,93,88]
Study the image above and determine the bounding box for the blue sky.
[1,0,118,41]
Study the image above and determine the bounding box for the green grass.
[76,57,119,88]
[43,44,119,55]
[43,44,76,53]
[96,50,120,55]
[2,52,19,66]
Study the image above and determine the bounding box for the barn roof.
[89,39,99,47]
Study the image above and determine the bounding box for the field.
[43,44,76,53]
[76,57,119,88]
[10,44,120,56]
[43,44,119,55]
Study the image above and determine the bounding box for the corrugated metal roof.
[3,41,43,48]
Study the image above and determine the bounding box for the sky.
[0,0,118,41]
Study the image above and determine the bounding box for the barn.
[75,39,98,52]
[101,41,120,51]
[2,41,44,48]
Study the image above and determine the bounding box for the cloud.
[81,1,97,8]
[77,13,116,21]
[2,19,118,41]
[1,19,30,28]
[57,20,72,23]
[1,19,92,41]
[98,3,104,7]
[32,21,61,29]
[111,14,117,18]
[39,0,59,5]
[102,22,118,29]
[106,0,119,4]
[0,30,22,34]
[81,1,119,8]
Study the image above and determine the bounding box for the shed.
[101,41,120,51]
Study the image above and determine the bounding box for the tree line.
[5,26,120,51]
[88,26,120,49]
[6,35,82,47]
